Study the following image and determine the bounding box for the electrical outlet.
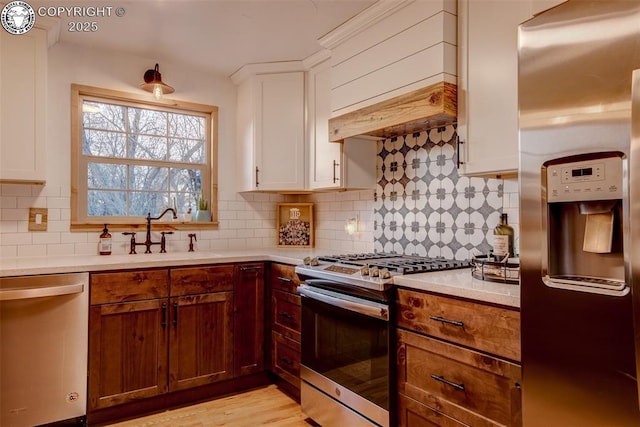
[28,207,48,231]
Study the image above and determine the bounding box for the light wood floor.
[108,385,311,427]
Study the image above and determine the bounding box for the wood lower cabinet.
[396,288,522,427]
[398,329,521,427]
[268,263,302,396]
[88,298,169,410]
[88,269,170,411]
[89,263,265,418]
[396,289,520,361]
[271,331,301,387]
[234,263,266,377]
[272,289,301,342]
[169,292,234,391]
[398,394,466,427]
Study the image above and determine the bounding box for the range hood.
[328,82,457,142]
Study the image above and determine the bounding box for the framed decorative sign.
[277,203,314,248]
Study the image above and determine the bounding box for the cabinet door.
[234,263,265,376]
[0,28,47,183]
[253,72,305,191]
[308,62,342,189]
[169,292,234,391]
[88,299,168,410]
[458,0,532,176]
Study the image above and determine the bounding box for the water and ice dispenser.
[544,153,627,295]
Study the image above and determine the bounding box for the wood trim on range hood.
[328,82,457,142]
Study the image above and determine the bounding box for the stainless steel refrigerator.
[518,0,640,425]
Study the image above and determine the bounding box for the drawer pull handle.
[431,374,465,391]
[240,266,262,272]
[278,311,294,320]
[277,276,293,283]
[430,315,464,328]
[161,303,167,329]
[279,356,294,366]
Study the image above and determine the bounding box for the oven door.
[298,284,391,427]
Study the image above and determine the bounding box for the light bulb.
[153,84,163,100]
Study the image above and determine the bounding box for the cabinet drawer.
[90,269,169,305]
[396,289,520,361]
[398,329,522,427]
[271,331,301,389]
[269,263,301,294]
[398,394,466,427]
[272,289,301,341]
[170,265,235,296]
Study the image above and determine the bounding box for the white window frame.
[71,84,218,231]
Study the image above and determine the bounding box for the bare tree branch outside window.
[82,100,207,218]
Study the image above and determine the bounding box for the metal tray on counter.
[471,254,520,285]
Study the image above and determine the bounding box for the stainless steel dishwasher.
[0,272,89,427]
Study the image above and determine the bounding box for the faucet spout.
[149,208,178,221]
[140,208,178,253]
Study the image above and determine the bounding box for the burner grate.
[316,253,470,275]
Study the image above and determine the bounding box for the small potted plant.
[192,190,211,222]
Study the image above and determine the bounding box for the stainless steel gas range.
[295,253,470,427]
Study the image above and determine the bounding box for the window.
[71,84,218,229]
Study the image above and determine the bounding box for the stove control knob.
[370,266,379,277]
[310,257,320,266]
[360,265,370,276]
[380,268,391,279]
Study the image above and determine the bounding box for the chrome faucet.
[123,208,177,254]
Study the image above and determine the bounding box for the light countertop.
[1,249,519,308]
[393,269,520,308]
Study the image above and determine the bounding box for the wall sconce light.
[345,215,359,236]
[141,63,174,100]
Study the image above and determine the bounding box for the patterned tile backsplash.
[373,125,519,260]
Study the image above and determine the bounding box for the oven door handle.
[297,284,389,321]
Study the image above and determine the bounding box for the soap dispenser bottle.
[99,224,112,255]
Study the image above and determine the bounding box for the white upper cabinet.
[322,0,457,119]
[307,61,341,190]
[307,60,376,191]
[235,70,305,192]
[457,0,566,177]
[457,0,532,177]
[0,27,47,184]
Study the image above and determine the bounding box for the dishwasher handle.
[0,283,85,301]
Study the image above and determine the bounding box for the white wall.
[0,42,292,257]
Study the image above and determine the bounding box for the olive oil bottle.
[493,213,514,258]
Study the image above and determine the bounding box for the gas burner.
[317,252,402,263]
[318,253,469,274]
[297,253,471,291]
